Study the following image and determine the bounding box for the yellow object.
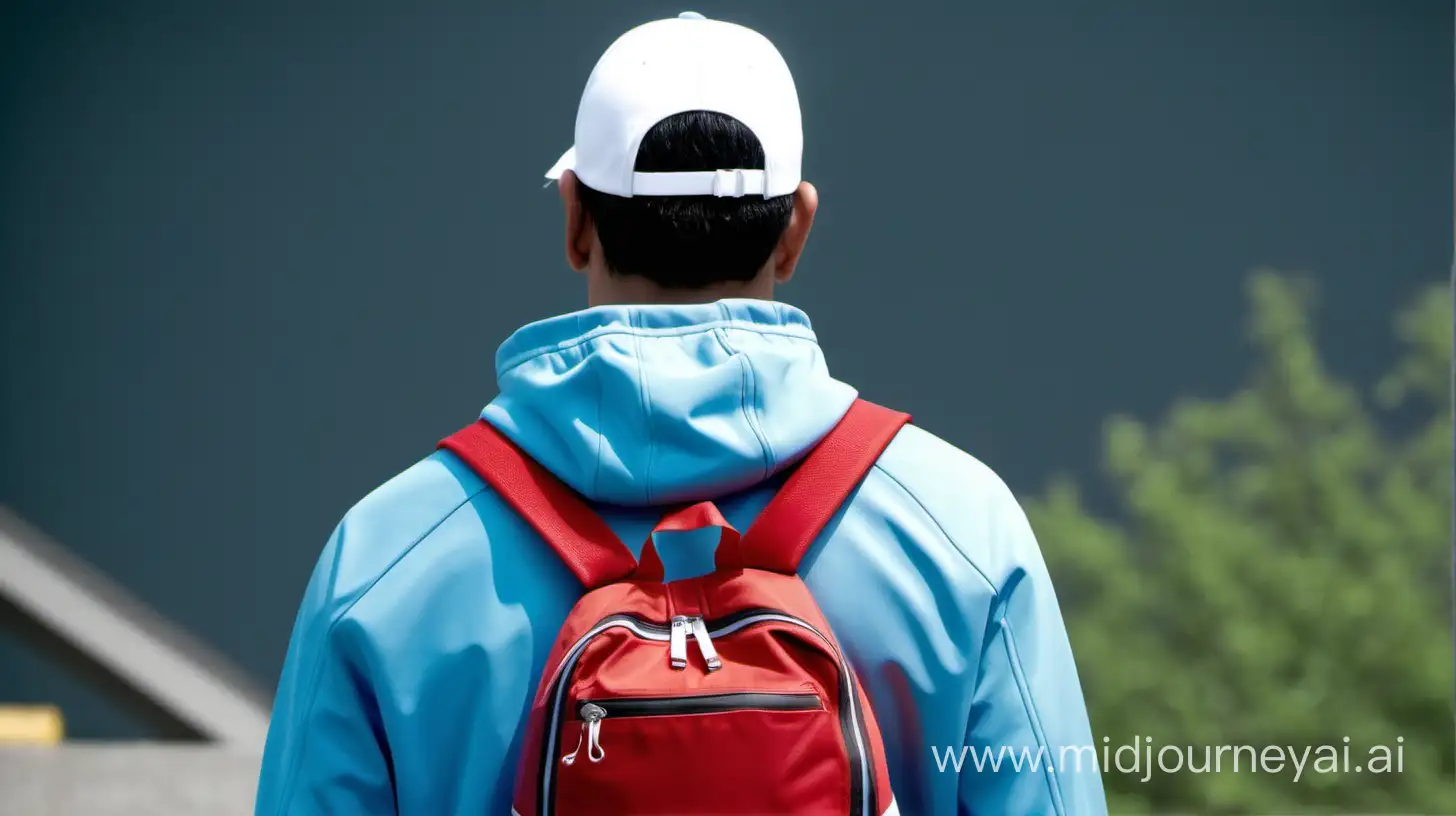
[0,705,64,744]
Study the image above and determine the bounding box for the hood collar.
[482,299,856,506]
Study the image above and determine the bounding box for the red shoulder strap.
[438,420,639,590]
[738,399,911,573]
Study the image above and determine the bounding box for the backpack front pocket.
[552,690,849,815]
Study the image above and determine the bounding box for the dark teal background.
[1,0,1450,738]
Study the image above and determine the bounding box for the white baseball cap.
[543,11,802,199]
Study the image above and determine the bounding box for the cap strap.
[630,168,768,197]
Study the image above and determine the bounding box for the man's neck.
[588,270,775,307]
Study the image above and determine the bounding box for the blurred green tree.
[1027,271,1453,814]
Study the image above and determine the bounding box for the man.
[255,11,1106,816]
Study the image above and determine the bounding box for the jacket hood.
[482,299,857,506]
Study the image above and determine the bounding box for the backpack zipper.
[538,609,876,816]
[560,703,607,766]
[580,691,820,720]
[564,692,821,764]
[704,611,874,816]
[669,615,721,671]
[537,614,670,816]
[669,616,690,669]
[689,617,722,671]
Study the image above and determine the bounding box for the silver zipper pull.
[561,722,585,765]
[690,617,722,672]
[669,616,690,670]
[585,704,606,762]
[563,703,606,765]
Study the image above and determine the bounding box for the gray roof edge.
[0,505,271,750]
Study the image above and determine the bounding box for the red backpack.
[440,399,909,816]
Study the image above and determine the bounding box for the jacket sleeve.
[959,495,1108,816]
[254,525,397,816]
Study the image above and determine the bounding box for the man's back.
[254,300,1106,814]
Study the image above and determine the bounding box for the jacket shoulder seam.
[335,484,489,620]
[269,483,487,812]
[870,461,1000,599]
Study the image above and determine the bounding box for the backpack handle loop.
[634,501,743,583]
[440,399,909,589]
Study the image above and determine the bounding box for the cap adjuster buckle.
[712,169,748,198]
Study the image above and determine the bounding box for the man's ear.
[772,181,818,284]
[559,171,593,272]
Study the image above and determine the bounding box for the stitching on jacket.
[497,322,818,376]
[579,312,606,499]
[871,463,999,598]
[271,482,486,813]
[1001,616,1068,816]
[712,317,774,480]
[629,311,656,504]
[874,455,1069,812]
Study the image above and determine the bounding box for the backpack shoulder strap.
[738,399,911,574]
[438,420,639,589]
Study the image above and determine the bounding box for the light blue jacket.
[254,299,1106,815]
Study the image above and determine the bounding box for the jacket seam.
[584,311,605,498]
[1000,616,1068,816]
[497,323,818,376]
[270,485,487,814]
[870,463,999,598]
[712,321,775,480]
[629,311,656,504]
[873,462,1064,809]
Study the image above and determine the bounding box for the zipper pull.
[690,617,723,672]
[669,616,690,670]
[585,703,606,762]
[562,703,606,765]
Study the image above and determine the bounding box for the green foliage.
[1027,270,1454,813]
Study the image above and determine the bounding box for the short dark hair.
[576,111,795,289]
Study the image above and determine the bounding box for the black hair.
[576,110,796,290]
